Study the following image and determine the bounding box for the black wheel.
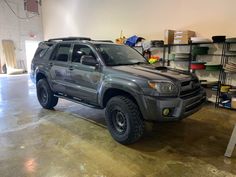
[105,96,144,144]
[36,79,58,109]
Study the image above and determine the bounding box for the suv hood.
[112,65,194,82]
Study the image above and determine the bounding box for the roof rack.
[93,40,113,43]
[47,37,114,43]
[47,37,91,42]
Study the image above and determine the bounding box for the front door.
[49,43,71,93]
[67,44,102,104]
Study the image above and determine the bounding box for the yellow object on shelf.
[220,85,231,93]
[115,30,126,44]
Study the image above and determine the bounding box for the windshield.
[95,44,147,66]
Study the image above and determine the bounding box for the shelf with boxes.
[163,42,223,104]
[216,39,236,110]
[191,43,224,104]
[163,32,226,103]
[164,30,194,72]
[128,31,236,109]
[164,43,223,70]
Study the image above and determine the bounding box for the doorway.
[25,40,40,73]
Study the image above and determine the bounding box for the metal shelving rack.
[133,45,166,66]
[163,42,221,73]
[164,43,192,72]
[133,41,235,109]
[152,42,224,105]
[216,41,236,109]
[134,42,217,71]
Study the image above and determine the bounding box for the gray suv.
[31,37,206,144]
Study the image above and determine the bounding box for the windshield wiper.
[112,63,134,66]
[133,62,147,65]
[111,62,147,66]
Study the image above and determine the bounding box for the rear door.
[67,44,102,104]
[48,43,72,93]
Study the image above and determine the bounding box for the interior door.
[49,43,71,93]
[67,44,102,104]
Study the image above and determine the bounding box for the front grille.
[179,79,205,113]
[180,87,201,98]
[181,81,190,87]
[180,79,201,99]
[181,78,198,87]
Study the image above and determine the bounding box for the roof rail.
[39,41,56,48]
[47,37,91,42]
[93,40,113,43]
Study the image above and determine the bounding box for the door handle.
[69,66,74,70]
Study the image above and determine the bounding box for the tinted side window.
[54,44,71,62]
[72,45,96,63]
[34,48,48,59]
[34,48,43,57]
[34,42,55,59]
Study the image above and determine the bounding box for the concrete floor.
[0,74,235,177]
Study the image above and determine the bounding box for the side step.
[54,94,102,109]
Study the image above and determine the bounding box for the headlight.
[148,81,177,94]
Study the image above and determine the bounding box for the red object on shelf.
[190,63,206,70]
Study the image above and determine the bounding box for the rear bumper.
[139,88,206,122]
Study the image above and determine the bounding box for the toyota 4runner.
[31,37,206,144]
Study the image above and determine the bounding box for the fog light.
[163,108,170,116]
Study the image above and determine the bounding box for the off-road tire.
[105,96,144,144]
[36,79,58,109]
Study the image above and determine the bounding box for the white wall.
[0,0,43,70]
[42,0,236,40]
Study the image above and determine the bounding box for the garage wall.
[42,0,236,40]
[0,0,43,70]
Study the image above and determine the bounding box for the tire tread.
[37,79,58,109]
[105,96,144,144]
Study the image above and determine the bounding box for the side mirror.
[81,55,98,66]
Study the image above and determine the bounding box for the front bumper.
[140,88,206,121]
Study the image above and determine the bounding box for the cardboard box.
[174,34,191,44]
[174,38,189,44]
[164,30,175,44]
[174,30,195,36]
[174,30,195,44]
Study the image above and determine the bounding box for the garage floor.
[0,74,236,177]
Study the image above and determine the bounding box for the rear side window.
[53,44,71,62]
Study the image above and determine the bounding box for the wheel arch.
[101,87,147,121]
[36,72,47,83]
[102,88,139,108]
